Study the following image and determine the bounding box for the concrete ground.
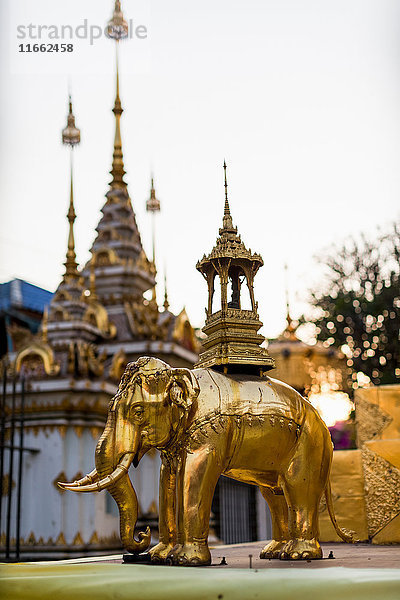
[50,542,400,570]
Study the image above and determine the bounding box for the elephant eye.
[132,406,144,419]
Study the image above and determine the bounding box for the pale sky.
[1,0,399,338]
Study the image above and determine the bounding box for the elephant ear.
[166,369,200,410]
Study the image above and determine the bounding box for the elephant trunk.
[95,409,151,553]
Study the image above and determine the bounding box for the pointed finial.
[221,160,235,233]
[284,263,290,318]
[163,272,170,311]
[62,93,80,280]
[223,160,230,215]
[146,175,161,265]
[146,176,161,213]
[109,47,127,190]
[106,1,129,40]
[284,263,297,339]
[64,168,79,279]
[62,95,80,147]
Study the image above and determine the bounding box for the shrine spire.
[109,48,127,190]
[106,1,128,191]
[64,168,79,279]
[62,95,80,280]
[283,263,298,340]
[163,271,170,312]
[221,161,236,234]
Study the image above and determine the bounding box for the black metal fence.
[212,476,258,544]
[0,369,35,561]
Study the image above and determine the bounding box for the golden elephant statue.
[59,357,353,565]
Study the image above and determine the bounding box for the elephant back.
[193,369,305,424]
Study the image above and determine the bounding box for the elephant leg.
[168,448,220,566]
[259,487,289,559]
[280,413,331,560]
[149,456,176,564]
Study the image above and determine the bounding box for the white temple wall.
[131,452,161,515]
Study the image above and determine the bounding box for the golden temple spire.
[62,96,80,280]
[163,272,170,312]
[146,175,161,302]
[146,176,161,263]
[109,46,127,190]
[283,264,298,340]
[223,160,230,213]
[106,1,129,190]
[221,161,236,233]
[64,168,79,278]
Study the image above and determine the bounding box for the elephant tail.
[325,479,356,543]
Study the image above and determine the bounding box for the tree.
[305,223,400,388]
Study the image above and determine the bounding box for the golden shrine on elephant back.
[196,162,275,375]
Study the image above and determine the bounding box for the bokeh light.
[308,389,353,427]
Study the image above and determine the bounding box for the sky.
[1,0,399,339]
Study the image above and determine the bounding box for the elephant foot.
[280,538,322,560]
[149,542,176,564]
[260,540,287,559]
[167,542,211,566]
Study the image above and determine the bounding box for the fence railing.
[0,369,39,561]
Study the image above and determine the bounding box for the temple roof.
[0,279,52,314]
[84,45,155,304]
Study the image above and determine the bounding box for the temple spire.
[146,176,161,263]
[163,272,170,312]
[106,1,128,191]
[109,47,126,190]
[64,166,79,278]
[283,264,297,340]
[223,160,230,215]
[146,175,161,301]
[220,161,236,233]
[62,96,80,280]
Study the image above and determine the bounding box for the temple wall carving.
[320,384,400,544]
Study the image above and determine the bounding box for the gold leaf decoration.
[72,532,84,546]
[361,446,400,537]
[356,395,393,447]
[89,531,99,545]
[55,532,66,546]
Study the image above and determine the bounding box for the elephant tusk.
[58,469,99,490]
[60,454,134,493]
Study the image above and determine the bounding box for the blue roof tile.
[0,279,53,313]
